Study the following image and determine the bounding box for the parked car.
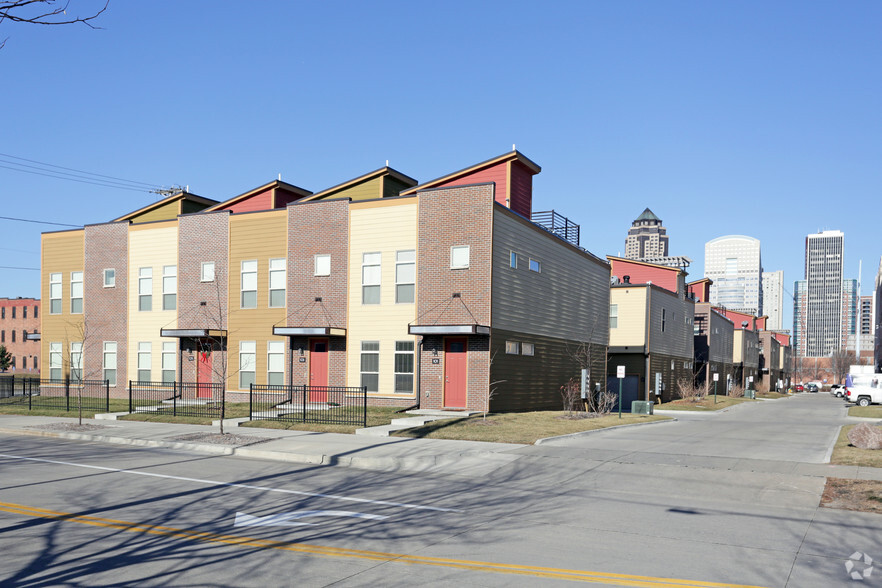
[830,384,845,398]
[795,384,804,393]
[845,382,882,407]
[806,383,819,393]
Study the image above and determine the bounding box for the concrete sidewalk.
[0,414,525,477]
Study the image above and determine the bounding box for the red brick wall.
[287,199,349,387]
[0,298,40,373]
[178,211,230,383]
[415,184,493,411]
[84,222,129,395]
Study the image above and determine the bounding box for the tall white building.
[704,235,763,315]
[762,270,784,330]
[798,230,845,357]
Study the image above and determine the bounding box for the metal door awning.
[160,329,227,338]
[273,326,346,337]
[408,324,489,335]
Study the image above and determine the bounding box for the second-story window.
[610,304,618,328]
[450,245,470,269]
[22,306,27,319]
[269,258,285,308]
[11,307,15,319]
[163,265,177,311]
[50,273,62,314]
[395,250,415,304]
[241,260,257,309]
[70,272,83,314]
[314,254,330,276]
[201,261,215,282]
[138,268,153,311]
[104,269,115,288]
[362,253,381,304]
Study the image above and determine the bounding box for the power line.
[0,215,81,228]
[0,266,40,271]
[0,152,161,189]
[0,163,154,193]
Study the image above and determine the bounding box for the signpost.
[713,372,719,404]
[616,365,625,419]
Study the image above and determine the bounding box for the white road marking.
[234,510,389,527]
[0,453,460,512]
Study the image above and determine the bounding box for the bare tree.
[676,376,708,403]
[1,0,109,48]
[831,348,857,385]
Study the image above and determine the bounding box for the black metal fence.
[250,384,367,427]
[128,381,225,419]
[0,377,109,413]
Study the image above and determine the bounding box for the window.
[49,343,62,380]
[241,260,257,309]
[450,245,470,269]
[22,330,26,342]
[50,273,62,314]
[162,266,177,311]
[201,261,215,282]
[395,250,415,304]
[1,331,4,343]
[70,342,83,383]
[104,268,115,288]
[362,252,381,304]
[70,272,83,314]
[239,341,256,388]
[269,258,285,308]
[267,340,284,386]
[610,304,618,328]
[661,308,666,333]
[529,259,541,273]
[33,356,38,370]
[505,340,520,355]
[138,267,152,311]
[161,342,176,383]
[11,307,15,319]
[521,342,535,356]
[22,357,26,370]
[314,254,330,276]
[34,305,38,319]
[103,342,117,386]
[22,306,27,319]
[10,330,14,343]
[1,307,4,319]
[394,341,414,394]
[360,341,379,392]
[138,342,151,382]
[510,251,518,269]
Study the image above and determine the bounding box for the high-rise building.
[704,235,763,315]
[797,230,845,357]
[856,294,875,364]
[875,257,882,371]
[762,270,784,330]
[624,209,668,260]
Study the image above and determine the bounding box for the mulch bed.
[167,432,272,446]
[821,478,882,515]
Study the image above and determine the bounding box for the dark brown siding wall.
[178,211,230,382]
[490,329,606,411]
[84,222,129,397]
[608,351,692,404]
[287,199,349,387]
[416,184,494,411]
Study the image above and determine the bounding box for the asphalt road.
[0,394,877,587]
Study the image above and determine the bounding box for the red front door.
[197,347,212,398]
[444,338,467,408]
[309,339,329,402]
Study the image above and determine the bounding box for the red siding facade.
[508,160,534,217]
[610,258,681,294]
[218,188,274,213]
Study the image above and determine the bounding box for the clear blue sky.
[3,1,880,333]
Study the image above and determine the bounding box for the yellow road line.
[0,501,768,588]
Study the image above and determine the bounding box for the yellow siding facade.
[128,222,178,387]
[132,200,181,224]
[41,230,85,376]
[609,288,647,347]
[733,330,744,363]
[228,211,287,391]
[348,200,417,398]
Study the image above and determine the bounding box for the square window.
[505,340,519,355]
[529,259,541,273]
[521,342,535,356]
[451,245,470,269]
[103,269,115,288]
[201,262,215,282]
[314,254,331,276]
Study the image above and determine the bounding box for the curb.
[534,416,677,445]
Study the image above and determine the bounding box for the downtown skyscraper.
[794,230,849,357]
[704,235,763,316]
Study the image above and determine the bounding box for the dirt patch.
[821,478,882,514]
[29,423,113,432]
[167,432,272,446]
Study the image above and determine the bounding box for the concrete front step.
[356,410,478,437]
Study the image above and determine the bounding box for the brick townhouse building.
[40,151,611,411]
[0,298,40,373]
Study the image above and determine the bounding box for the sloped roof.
[299,166,417,202]
[204,179,312,212]
[635,208,660,222]
[113,191,218,223]
[400,150,540,196]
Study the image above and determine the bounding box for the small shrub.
[729,384,745,398]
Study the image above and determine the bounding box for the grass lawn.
[655,396,754,411]
[848,405,882,419]
[241,407,402,434]
[757,392,788,399]
[830,424,882,468]
[0,399,131,419]
[391,411,670,444]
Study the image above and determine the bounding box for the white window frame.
[241,260,258,309]
[529,259,541,273]
[267,340,285,386]
[103,268,115,288]
[49,342,62,380]
[201,261,215,282]
[521,342,535,356]
[70,341,83,382]
[49,273,62,314]
[161,342,176,383]
[393,340,414,394]
[162,265,177,311]
[137,341,152,382]
[362,252,381,305]
[314,254,331,277]
[505,340,520,355]
[239,340,256,389]
[138,267,152,312]
[360,341,379,392]
[70,272,83,314]
[510,251,518,269]
[103,341,117,387]
[395,250,415,304]
[450,245,470,269]
[268,258,286,308]
[610,304,618,329]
